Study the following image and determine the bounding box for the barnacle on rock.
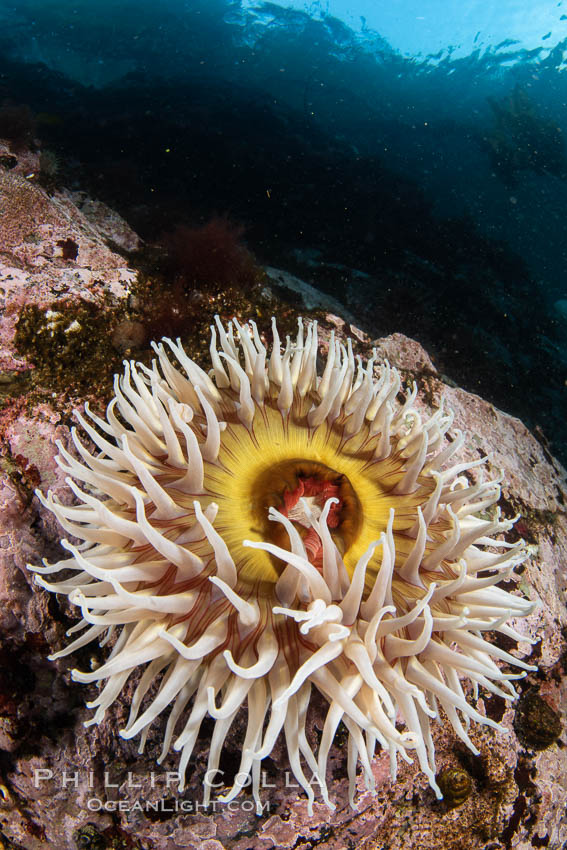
[514,690,562,749]
[436,766,473,807]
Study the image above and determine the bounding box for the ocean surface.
[1,0,566,464]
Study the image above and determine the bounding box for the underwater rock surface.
[0,146,565,850]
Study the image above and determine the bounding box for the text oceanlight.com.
[86,798,271,813]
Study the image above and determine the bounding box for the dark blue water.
[1,0,566,464]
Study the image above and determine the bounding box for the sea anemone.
[31,316,537,813]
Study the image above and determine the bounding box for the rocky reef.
[0,142,565,850]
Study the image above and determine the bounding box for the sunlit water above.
[0,0,565,461]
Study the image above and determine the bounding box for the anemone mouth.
[205,392,437,588]
[249,458,361,564]
[29,315,538,815]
